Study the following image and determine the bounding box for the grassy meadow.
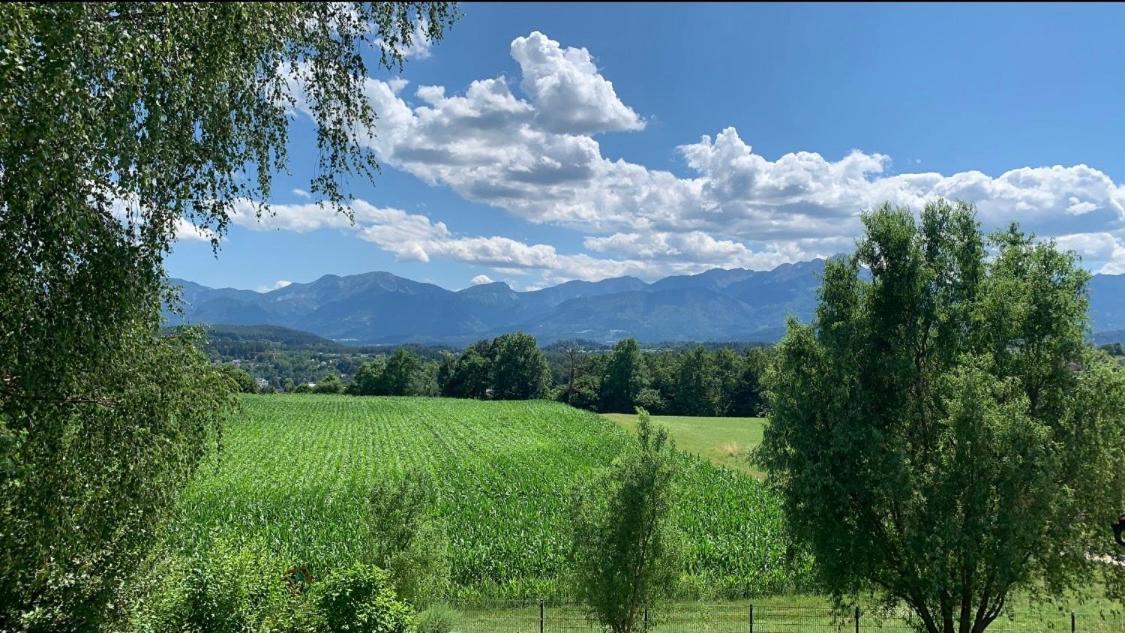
[603,413,768,478]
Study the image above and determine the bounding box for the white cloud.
[292,188,311,199]
[333,32,1124,260]
[228,199,356,233]
[269,30,1125,283]
[374,18,435,61]
[469,274,494,285]
[225,198,757,288]
[510,31,644,134]
[400,18,435,60]
[1103,245,1125,274]
[256,279,292,293]
[175,218,215,242]
[1055,231,1125,274]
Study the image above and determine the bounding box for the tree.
[562,343,583,405]
[600,339,648,413]
[711,348,742,416]
[634,388,666,415]
[756,200,1125,633]
[436,352,458,395]
[382,348,423,396]
[441,345,493,399]
[313,373,344,394]
[349,358,387,396]
[672,347,719,416]
[218,363,259,393]
[568,372,604,412]
[729,348,769,417]
[571,411,681,633]
[491,332,550,400]
[0,3,457,629]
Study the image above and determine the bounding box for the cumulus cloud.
[510,31,644,134]
[374,18,435,61]
[469,274,494,285]
[1055,231,1125,274]
[175,218,215,242]
[399,18,435,60]
[265,30,1124,283]
[222,198,762,287]
[331,31,1124,258]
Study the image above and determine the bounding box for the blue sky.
[167,3,1125,292]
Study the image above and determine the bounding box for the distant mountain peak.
[165,261,1125,345]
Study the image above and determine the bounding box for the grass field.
[451,598,1125,633]
[603,413,768,478]
[161,395,804,600]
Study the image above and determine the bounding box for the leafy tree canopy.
[757,200,1125,633]
[0,3,457,629]
[600,338,648,413]
[491,332,550,400]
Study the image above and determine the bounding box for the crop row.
[162,394,806,599]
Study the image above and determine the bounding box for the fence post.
[643,607,649,633]
[539,600,544,633]
[854,606,860,633]
[1071,610,1075,633]
[749,604,754,633]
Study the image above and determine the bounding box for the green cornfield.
[159,394,807,600]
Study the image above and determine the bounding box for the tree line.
[237,332,770,417]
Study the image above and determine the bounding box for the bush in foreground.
[571,410,682,633]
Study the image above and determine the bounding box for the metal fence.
[448,602,1125,633]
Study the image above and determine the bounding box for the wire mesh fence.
[447,601,1125,633]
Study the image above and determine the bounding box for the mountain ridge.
[166,260,1125,345]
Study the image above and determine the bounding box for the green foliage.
[163,396,799,602]
[570,411,682,633]
[757,199,1125,633]
[313,373,344,394]
[133,538,289,633]
[567,373,605,411]
[673,347,720,416]
[634,387,667,414]
[0,3,457,629]
[600,339,649,413]
[366,471,452,607]
[350,359,389,396]
[348,350,436,396]
[0,326,235,630]
[437,334,550,400]
[381,349,423,396]
[218,363,259,393]
[729,348,769,417]
[490,333,551,400]
[438,346,493,399]
[310,563,413,633]
[413,603,457,633]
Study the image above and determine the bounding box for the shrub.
[310,563,413,633]
[135,539,286,633]
[366,471,452,606]
[570,411,681,633]
[634,388,666,414]
[313,374,344,394]
[414,603,457,633]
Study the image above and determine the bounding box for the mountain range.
[167,260,1125,345]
